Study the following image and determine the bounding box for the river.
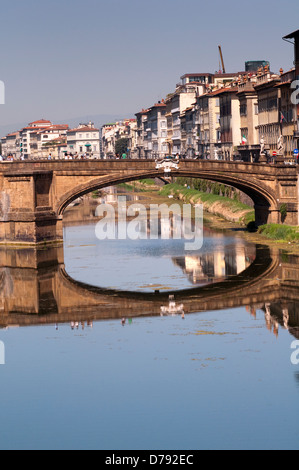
[0,187,298,450]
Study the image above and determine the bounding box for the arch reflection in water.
[0,245,298,341]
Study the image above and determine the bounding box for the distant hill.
[0,113,133,138]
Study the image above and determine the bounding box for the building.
[3,120,70,160]
[180,106,197,158]
[283,29,299,149]
[30,124,69,159]
[276,68,297,159]
[1,131,21,159]
[101,123,117,158]
[211,86,241,160]
[67,122,100,158]
[254,66,282,158]
[165,82,204,156]
[237,75,260,162]
[196,90,221,159]
[143,102,167,159]
[20,119,53,159]
[135,110,150,159]
[101,120,137,159]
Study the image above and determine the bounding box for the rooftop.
[68,126,99,133]
[28,119,52,126]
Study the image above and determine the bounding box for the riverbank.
[257,224,299,243]
[158,183,255,226]
[89,182,299,252]
[145,180,299,251]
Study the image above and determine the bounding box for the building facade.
[67,122,100,158]
[237,76,260,162]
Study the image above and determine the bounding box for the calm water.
[0,195,299,450]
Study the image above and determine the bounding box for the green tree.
[115,138,129,156]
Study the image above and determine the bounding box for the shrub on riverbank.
[159,183,255,225]
[258,224,299,243]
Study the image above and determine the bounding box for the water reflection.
[172,244,255,286]
[160,295,185,318]
[0,245,298,342]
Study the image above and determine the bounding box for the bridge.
[0,159,297,245]
[0,245,298,338]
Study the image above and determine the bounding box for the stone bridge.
[0,159,297,245]
[0,245,298,337]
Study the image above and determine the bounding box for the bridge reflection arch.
[0,244,298,336]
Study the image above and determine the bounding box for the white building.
[20,119,53,159]
[67,122,100,158]
[1,131,21,159]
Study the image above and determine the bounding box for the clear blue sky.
[0,0,298,132]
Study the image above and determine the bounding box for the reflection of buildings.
[172,244,255,285]
[259,301,299,339]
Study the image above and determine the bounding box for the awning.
[85,144,91,147]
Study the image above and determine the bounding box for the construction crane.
[218,45,226,74]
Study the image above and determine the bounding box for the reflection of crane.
[218,45,226,74]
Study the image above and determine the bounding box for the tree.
[115,138,129,156]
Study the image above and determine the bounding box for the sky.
[0,0,298,135]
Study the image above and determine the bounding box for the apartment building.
[101,123,117,157]
[145,102,167,158]
[209,86,241,160]
[236,76,260,162]
[30,124,69,159]
[165,82,205,156]
[135,110,149,159]
[0,119,69,160]
[195,90,222,159]
[276,68,297,158]
[101,120,137,158]
[283,29,299,146]
[20,119,53,159]
[67,122,100,157]
[1,131,21,159]
[254,67,282,157]
[180,106,197,158]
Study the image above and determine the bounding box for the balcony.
[172,132,181,141]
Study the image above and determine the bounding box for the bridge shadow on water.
[0,244,298,338]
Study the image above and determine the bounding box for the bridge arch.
[55,168,278,226]
[0,160,297,246]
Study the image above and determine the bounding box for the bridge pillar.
[0,170,62,246]
[0,245,64,319]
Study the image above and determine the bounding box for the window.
[240,104,247,116]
